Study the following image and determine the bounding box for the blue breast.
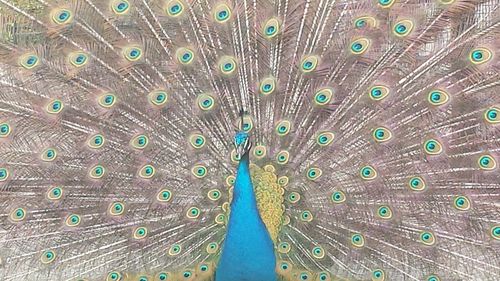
[215,154,277,281]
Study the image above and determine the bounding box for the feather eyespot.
[491,226,500,240]
[253,145,266,158]
[51,8,73,25]
[424,139,443,155]
[377,205,393,219]
[287,192,301,204]
[372,127,392,143]
[176,47,195,65]
[191,164,207,178]
[354,16,377,28]
[350,38,370,54]
[259,77,276,95]
[0,168,9,182]
[351,233,365,248]
[277,242,291,253]
[408,176,426,191]
[168,244,182,255]
[130,134,149,149]
[106,271,122,281]
[484,106,500,124]
[19,53,40,69]
[138,164,155,179]
[213,3,231,23]
[278,176,289,187]
[428,90,449,106]
[300,210,313,222]
[165,0,184,17]
[218,56,237,75]
[311,246,325,259]
[89,164,105,179]
[40,250,56,264]
[300,55,319,73]
[419,231,436,246]
[109,202,125,216]
[478,154,496,170]
[157,189,172,202]
[197,94,215,111]
[469,47,492,65]
[206,242,219,253]
[360,165,377,180]
[65,214,81,227]
[10,207,26,222]
[47,187,63,201]
[276,150,290,165]
[331,191,346,203]
[275,120,291,136]
[369,85,389,101]
[372,269,386,281]
[313,88,333,105]
[453,195,471,211]
[98,93,117,109]
[46,99,64,114]
[318,272,331,281]
[378,0,395,8]
[149,90,168,107]
[133,226,148,240]
[425,275,441,281]
[263,18,280,39]
[306,167,322,180]
[68,52,89,67]
[393,20,414,37]
[207,189,221,201]
[122,46,143,62]
[214,213,225,225]
[186,207,201,219]
[0,122,11,138]
[111,0,130,14]
[88,134,105,149]
[41,148,57,162]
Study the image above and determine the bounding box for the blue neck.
[215,153,277,281]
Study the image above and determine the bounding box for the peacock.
[0,0,499,280]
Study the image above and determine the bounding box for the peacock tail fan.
[0,0,499,280]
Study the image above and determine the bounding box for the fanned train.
[0,0,499,280]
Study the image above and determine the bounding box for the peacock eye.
[51,8,73,25]
[275,120,291,136]
[424,139,443,155]
[149,90,168,107]
[138,164,155,179]
[263,18,280,39]
[10,207,26,222]
[453,195,471,211]
[408,176,426,191]
[218,56,237,75]
[491,226,500,240]
[313,88,333,106]
[276,150,290,165]
[207,189,221,201]
[426,275,441,281]
[41,250,56,264]
[419,231,436,246]
[175,47,195,65]
[311,246,325,259]
[259,77,276,95]
[378,0,395,8]
[277,176,289,187]
[478,154,496,170]
[108,202,125,216]
[428,90,449,106]
[19,53,40,69]
[469,47,492,65]
[360,165,377,180]
[111,0,130,14]
[350,38,370,54]
[331,190,346,203]
[206,241,219,253]
[166,0,184,17]
[89,164,105,179]
[484,106,500,124]
[191,164,207,178]
[157,189,172,202]
[300,210,313,222]
[98,93,117,109]
[182,270,192,279]
[393,19,414,37]
[133,226,148,239]
[354,16,376,28]
[372,269,385,281]
[46,99,64,114]
[0,168,9,182]
[239,116,253,132]
[88,134,105,149]
[107,271,122,281]
[47,187,63,200]
[213,3,231,23]
[186,206,200,219]
[0,122,11,138]
[65,214,81,227]
[369,85,390,101]
[41,148,57,162]
[318,272,331,281]
[351,233,365,248]
[277,242,291,254]
[68,52,89,67]
[377,205,393,219]
[130,134,149,149]
[253,145,266,158]
[189,134,206,149]
[306,167,322,181]
[372,127,392,143]
[300,55,319,73]
[197,93,216,111]
[122,46,143,62]
[287,192,301,204]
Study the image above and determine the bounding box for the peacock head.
[234,131,251,159]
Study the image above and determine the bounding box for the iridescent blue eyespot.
[263,18,280,39]
[52,8,73,25]
[393,20,414,37]
[46,99,64,114]
[484,106,500,124]
[469,47,492,65]
[166,0,184,17]
[122,46,143,62]
[378,0,395,8]
[0,168,9,182]
[478,154,496,170]
[214,4,231,23]
[372,269,385,281]
[350,38,370,54]
[111,0,130,14]
[428,90,449,106]
[0,122,11,138]
[41,250,56,264]
[68,52,89,67]
[19,53,40,69]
